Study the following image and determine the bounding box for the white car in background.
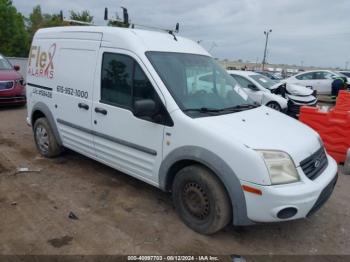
[228,70,317,116]
[337,71,350,88]
[285,70,343,95]
[227,70,288,112]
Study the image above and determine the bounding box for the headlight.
[257,150,300,185]
[15,78,25,86]
[317,136,324,147]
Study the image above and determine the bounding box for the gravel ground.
[0,106,349,255]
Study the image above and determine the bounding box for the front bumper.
[241,155,338,222]
[287,99,317,118]
[0,95,26,105]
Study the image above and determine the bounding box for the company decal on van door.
[28,44,56,79]
[56,85,89,99]
[27,83,53,99]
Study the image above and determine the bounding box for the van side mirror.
[134,99,156,118]
[14,65,20,71]
[247,84,259,91]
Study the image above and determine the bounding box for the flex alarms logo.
[28,43,56,79]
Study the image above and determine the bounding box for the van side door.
[92,48,172,186]
[55,40,99,158]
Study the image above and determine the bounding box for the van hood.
[195,106,321,165]
[0,70,22,81]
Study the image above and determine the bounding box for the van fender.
[159,146,254,226]
[31,102,63,145]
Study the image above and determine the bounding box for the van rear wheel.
[33,117,63,158]
[172,165,231,235]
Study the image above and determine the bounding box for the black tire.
[33,117,63,158]
[172,165,232,235]
[266,101,282,111]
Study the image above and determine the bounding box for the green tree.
[26,5,44,42]
[69,10,93,23]
[26,5,65,47]
[0,0,28,57]
[107,20,129,28]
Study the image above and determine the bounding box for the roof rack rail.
[59,10,94,26]
[104,7,180,39]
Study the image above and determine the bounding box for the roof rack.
[59,8,180,40]
[59,10,94,26]
[104,7,180,40]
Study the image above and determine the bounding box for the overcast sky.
[13,0,350,68]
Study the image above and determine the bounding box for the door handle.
[95,107,107,115]
[78,102,89,110]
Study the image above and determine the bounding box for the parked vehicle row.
[254,69,349,95]
[0,54,26,106]
[228,70,317,117]
[254,70,283,81]
[25,26,338,235]
[284,70,347,95]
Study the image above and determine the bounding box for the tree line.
[0,0,96,57]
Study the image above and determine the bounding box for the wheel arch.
[159,146,254,226]
[31,102,62,145]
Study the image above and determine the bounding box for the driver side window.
[101,52,172,126]
[296,73,313,80]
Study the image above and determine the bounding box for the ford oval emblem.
[314,159,321,168]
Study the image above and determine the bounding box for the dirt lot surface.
[0,107,349,255]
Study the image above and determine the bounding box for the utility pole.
[208,41,218,53]
[262,29,272,71]
[345,61,349,70]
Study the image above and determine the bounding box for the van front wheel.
[172,165,232,235]
[33,117,63,158]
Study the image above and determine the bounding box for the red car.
[0,54,26,106]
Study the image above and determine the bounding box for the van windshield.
[146,52,256,116]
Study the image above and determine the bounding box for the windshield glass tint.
[0,55,13,70]
[249,74,277,89]
[146,52,252,111]
[339,72,350,77]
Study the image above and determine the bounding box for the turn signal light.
[242,185,262,195]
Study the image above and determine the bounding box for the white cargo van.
[26,26,338,234]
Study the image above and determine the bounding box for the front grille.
[300,147,328,180]
[0,81,14,91]
[287,100,301,116]
[307,174,337,217]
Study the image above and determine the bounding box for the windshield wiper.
[183,107,223,113]
[184,104,258,114]
[219,103,259,112]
